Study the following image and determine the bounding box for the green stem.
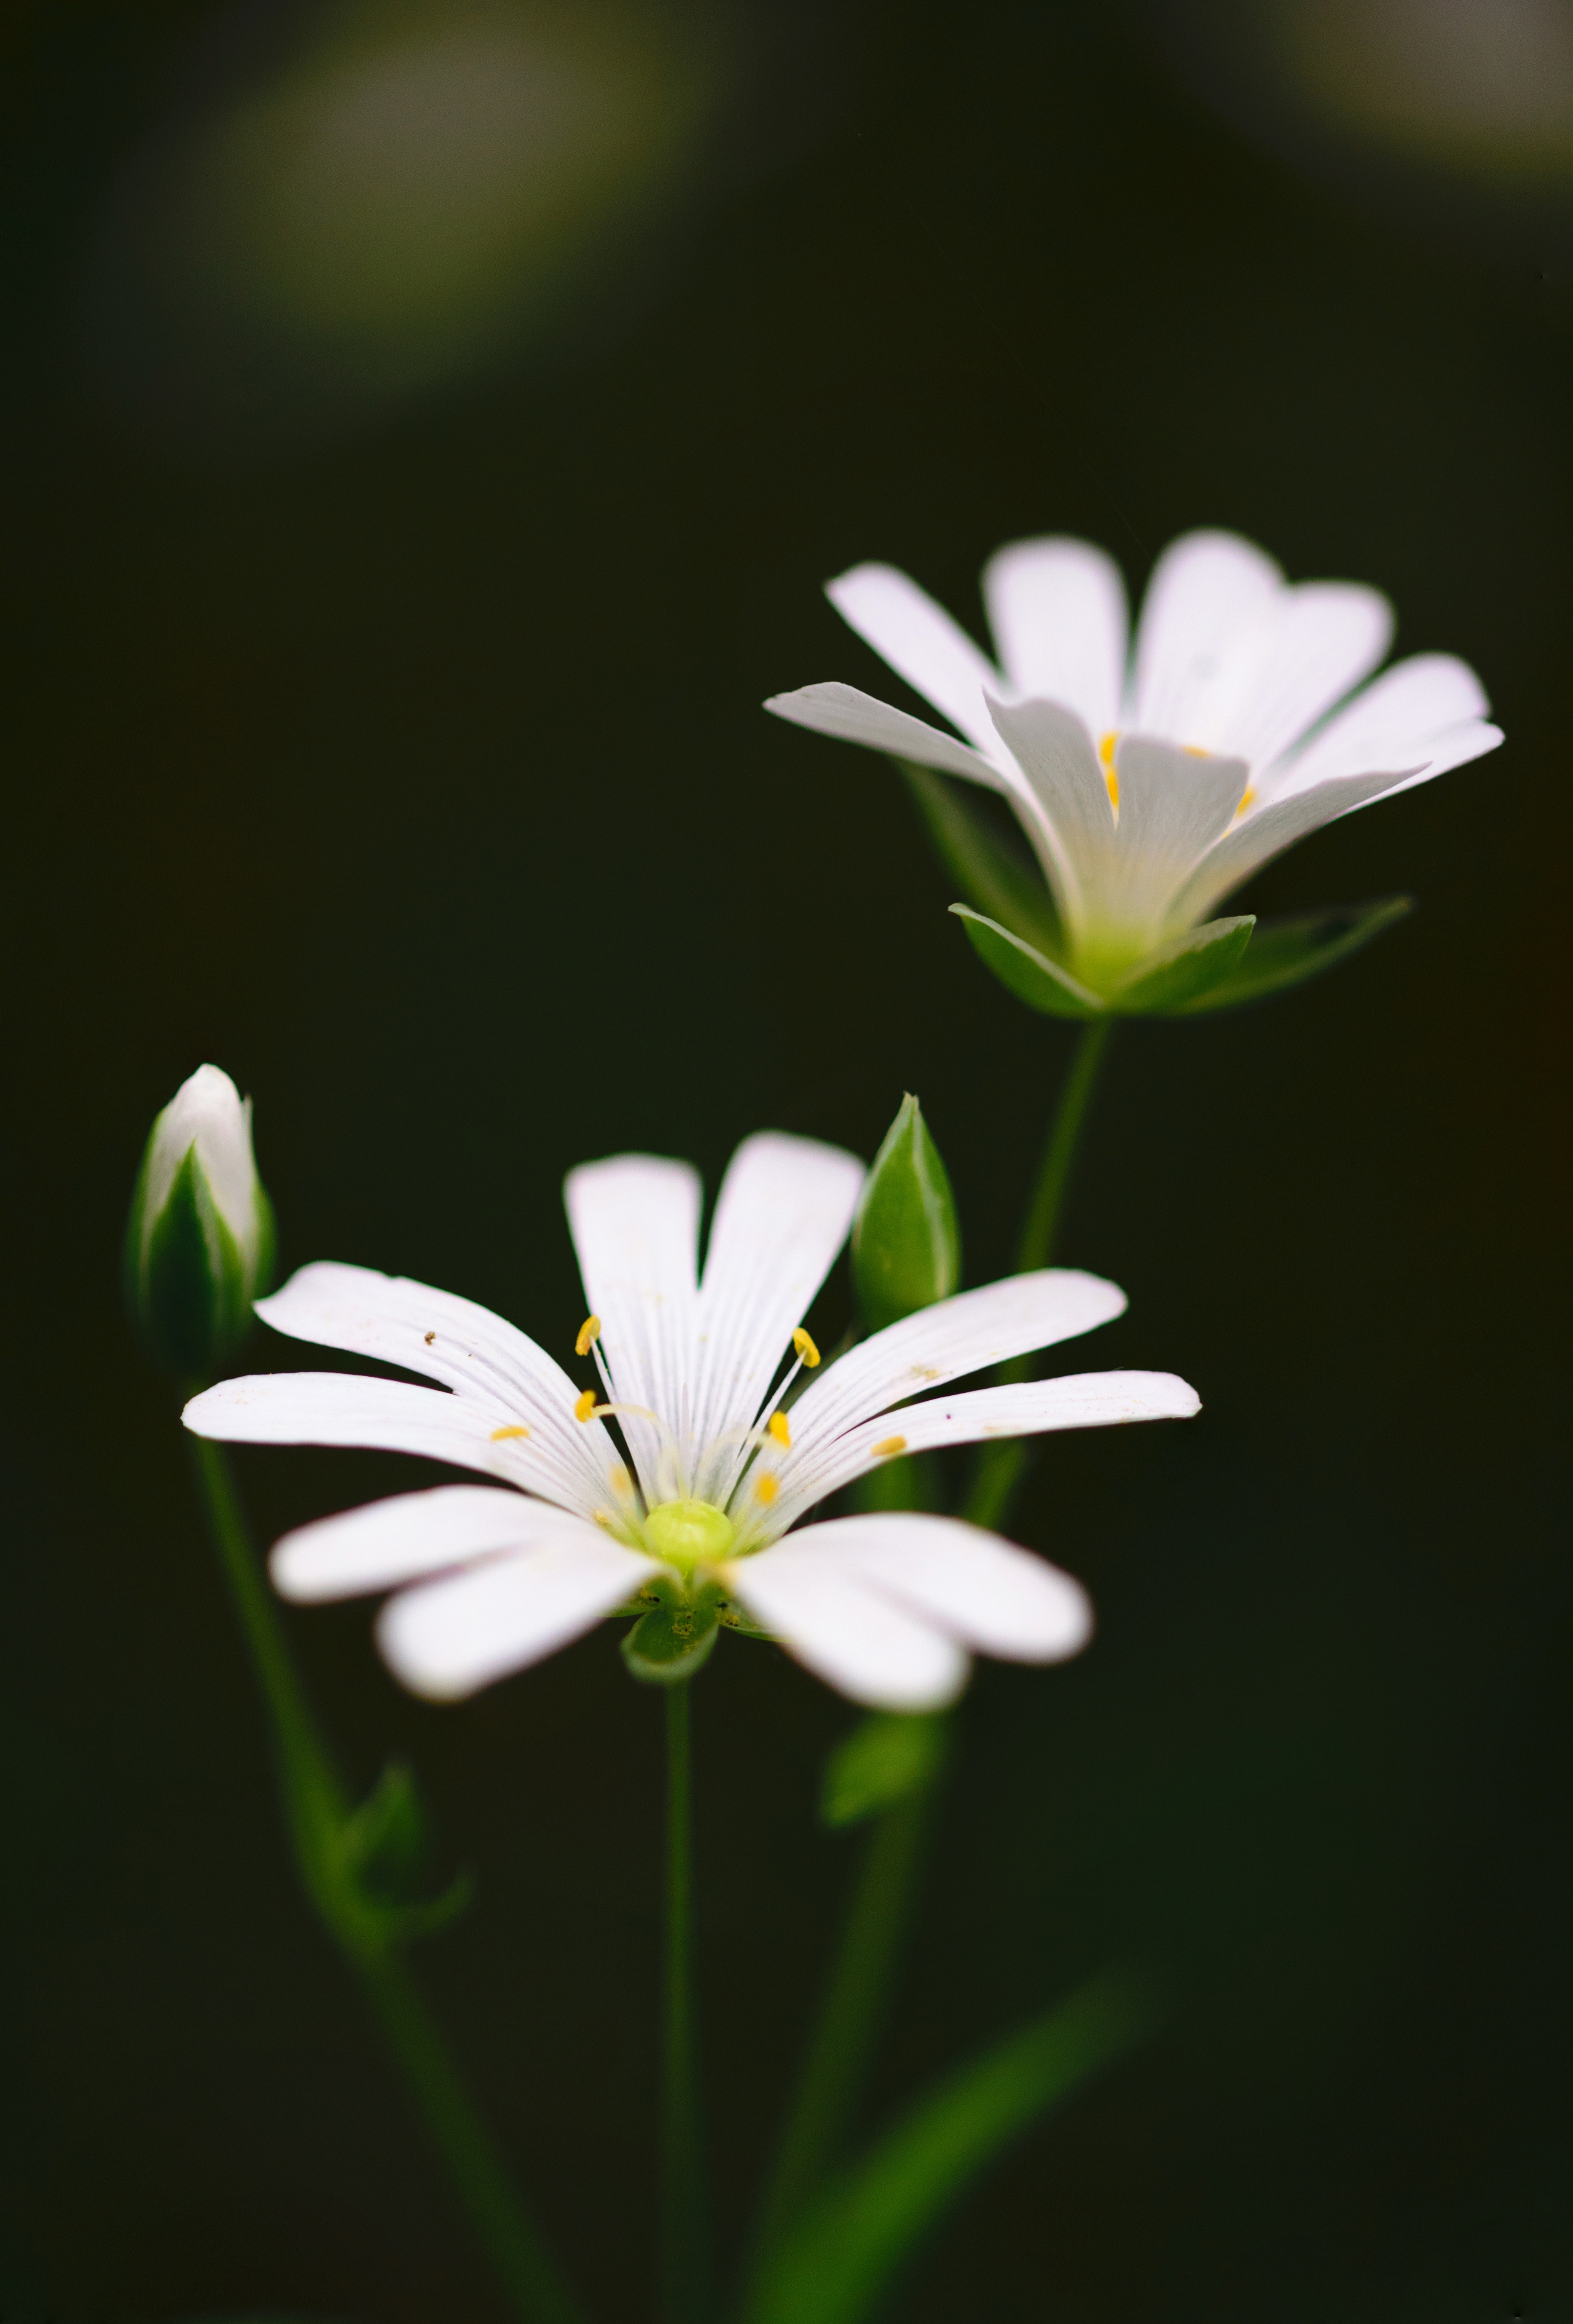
[185,1429,585,2324]
[965,1019,1115,1530]
[663,1682,707,2324]
[751,1790,930,2266]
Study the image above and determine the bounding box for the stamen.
[768,1411,792,1449]
[755,1474,779,1506]
[1235,785,1256,815]
[1183,744,1209,758]
[1099,731,1119,812]
[573,1389,598,1423]
[489,1424,531,1442]
[793,1327,821,1368]
[576,1314,601,1357]
[872,1434,907,1457]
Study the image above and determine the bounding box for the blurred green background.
[1,0,1570,2316]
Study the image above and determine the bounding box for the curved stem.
[663,1683,707,2323]
[965,1019,1114,1530]
[750,1790,930,2269]
[186,1429,585,2324]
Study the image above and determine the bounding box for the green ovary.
[642,1498,736,1571]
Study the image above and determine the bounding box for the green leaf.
[1168,895,1415,1013]
[852,1095,961,1334]
[821,1713,948,1829]
[745,1970,1161,2324]
[901,762,1061,955]
[621,1592,721,1684]
[1107,915,1255,1015]
[949,906,1104,1019]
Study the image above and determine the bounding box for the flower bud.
[851,1094,961,1333]
[124,1064,276,1378]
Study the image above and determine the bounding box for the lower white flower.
[183,1131,1198,1710]
[765,528,1503,991]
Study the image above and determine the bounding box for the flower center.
[643,1498,735,1571]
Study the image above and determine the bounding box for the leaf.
[949,906,1104,1019]
[821,1713,948,1828]
[901,763,1062,954]
[744,1970,1161,2324]
[1107,915,1255,1015]
[1168,895,1414,1013]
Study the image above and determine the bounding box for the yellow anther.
[768,1411,792,1449]
[872,1434,907,1458]
[611,1462,633,1497]
[1236,785,1257,815]
[1105,767,1119,808]
[1183,744,1209,758]
[755,1473,780,1506]
[576,1314,601,1357]
[792,1327,821,1368]
[489,1424,531,1441]
[591,1508,616,1529]
[1098,730,1117,767]
[573,1389,599,1423]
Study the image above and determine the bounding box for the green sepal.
[622,1585,722,1684]
[901,762,1062,954]
[337,1760,473,1944]
[742,1969,1162,2324]
[1168,895,1415,1013]
[851,1094,961,1334]
[1106,915,1255,1015]
[821,1712,948,1829]
[125,1144,241,1375]
[949,906,1104,1019]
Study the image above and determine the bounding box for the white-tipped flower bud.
[124,1064,276,1378]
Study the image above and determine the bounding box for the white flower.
[765,529,1503,990]
[182,1132,1198,1710]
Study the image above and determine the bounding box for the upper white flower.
[182,1131,1198,1711]
[765,529,1503,987]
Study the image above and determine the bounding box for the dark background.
[1,0,1570,2317]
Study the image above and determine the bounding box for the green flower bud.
[124,1064,276,1379]
[851,1094,961,1333]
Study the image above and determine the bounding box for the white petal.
[1342,717,1503,806]
[1162,767,1423,932]
[764,682,1012,787]
[806,1512,1092,1661]
[1207,582,1393,772]
[781,1270,1127,1471]
[256,1262,567,1417]
[564,1153,700,1497]
[689,1132,864,1493]
[1270,652,1496,795]
[983,696,1114,936]
[1130,530,1285,744]
[376,1528,650,1700]
[1107,736,1251,938]
[271,1483,545,1603]
[724,1541,967,1711]
[768,1369,1199,1529]
[981,537,1128,741]
[182,1371,617,1512]
[827,563,1005,753]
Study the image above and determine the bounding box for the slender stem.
[185,1429,585,2324]
[965,1019,1115,1530]
[663,1683,706,2324]
[751,1791,930,2264]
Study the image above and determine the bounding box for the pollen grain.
[872,1434,907,1458]
[490,1424,530,1441]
